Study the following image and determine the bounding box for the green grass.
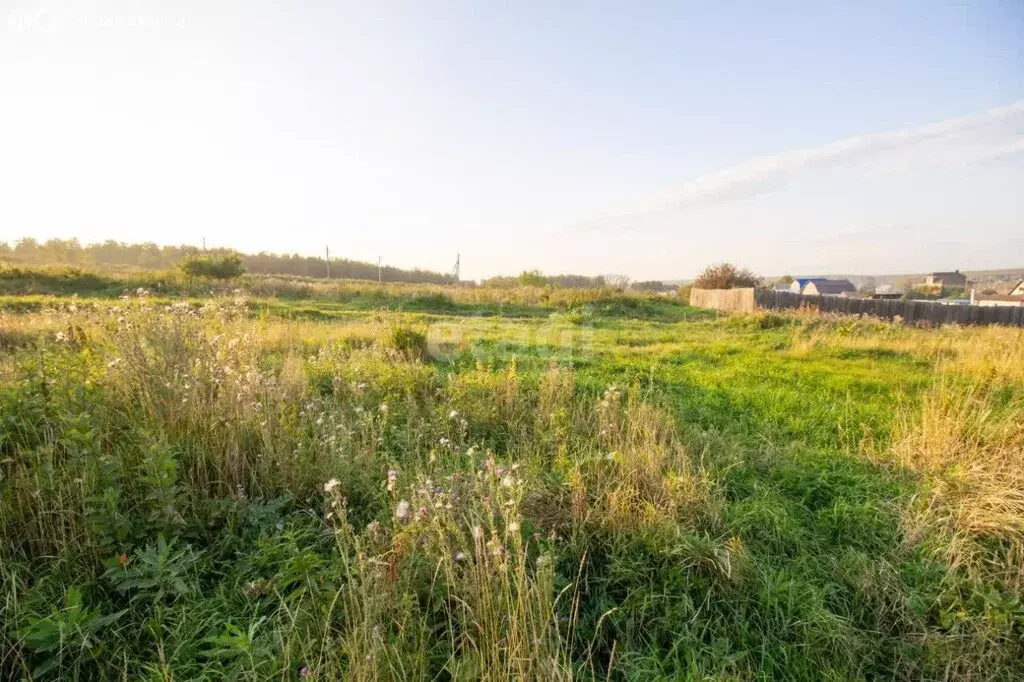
[0,290,1021,680]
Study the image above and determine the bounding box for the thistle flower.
[323,478,341,493]
[395,499,411,521]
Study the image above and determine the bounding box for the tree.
[517,270,548,287]
[604,274,631,290]
[693,262,760,289]
[775,275,794,285]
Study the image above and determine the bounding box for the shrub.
[180,253,245,279]
[385,322,429,361]
[517,270,548,287]
[693,262,760,289]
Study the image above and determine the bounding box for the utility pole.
[378,256,382,284]
[452,252,460,284]
[325,245,330,279]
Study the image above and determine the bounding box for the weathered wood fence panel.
[753,289,1024,327]
[690,287,755,313]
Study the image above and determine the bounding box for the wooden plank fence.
[754,289,1024,327]
[689,287,756,313]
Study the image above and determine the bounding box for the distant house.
[790,277,827,294]
[774,283,793,292]
[974,295,1024,308]
[923,270,967,289]
[803,279,856,297]
[870,284,904,300]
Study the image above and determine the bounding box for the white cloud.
[577,100,1024,231]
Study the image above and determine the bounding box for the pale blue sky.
[1,1,1022,279]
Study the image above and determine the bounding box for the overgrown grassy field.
[1,285,1022,680]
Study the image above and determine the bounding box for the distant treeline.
[481,269,672,291]
[1,238,674,290]
[0,238,451,284]
[481,270,610,289]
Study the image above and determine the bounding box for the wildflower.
[501,474,515,488]
[368,518,385,540]
[395,499,411,521]
[379,402,389,413]
[298,664,310,677]
[55,331,68,342]
[472,525,485,541]
[415,506,427,521]
[508,521,520,533]
[323,478,341,493]
[439,437,450,447]
[454,551,467,562]
[449,409,459,419]
[107,358,122,369]
[386,469,397,492]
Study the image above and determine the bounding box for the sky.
[1,1,1022,281]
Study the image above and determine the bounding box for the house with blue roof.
[790,277,827,294]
